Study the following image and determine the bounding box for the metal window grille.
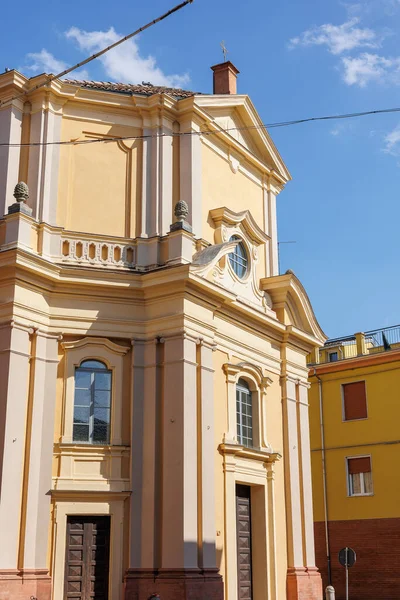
[73,359,112,444]
[229,236,248,279]
[236,379,253,447]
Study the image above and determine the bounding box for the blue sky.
[3,0,400,337]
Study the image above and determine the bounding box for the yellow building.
[309,326,400,600]
[0,63,325,600]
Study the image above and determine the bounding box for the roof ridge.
[62,78,200,98]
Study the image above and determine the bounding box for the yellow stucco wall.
[309,357,400,522]
[201,142,267,278]
[57,117,141,237]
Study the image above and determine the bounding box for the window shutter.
[348,456,371,474]
[343,381,367,420]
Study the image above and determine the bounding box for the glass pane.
[74,388,91,407]
[80,360,107,369]
[93,423,109,444]
[94,407,110,426]
[75,370,91,388]
[363,471,373,493]
[94,390,111,408]
[73,406,90,424]
[95,372,111,391]
[73,423,90,442]
[351,473,361,494]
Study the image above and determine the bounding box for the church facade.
[0,63,325,600]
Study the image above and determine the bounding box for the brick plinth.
[315,518,400,600]
[287,567,323,600]
[124,568,224,600]
[0,569,51,600]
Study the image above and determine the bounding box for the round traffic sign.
[339,547,356,568]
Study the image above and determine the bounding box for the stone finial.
[170,200,192,233]
[13,181,29,203]
[174,200,189,222]
[7,181,32,216]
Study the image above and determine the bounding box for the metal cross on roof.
[220,40,228,62]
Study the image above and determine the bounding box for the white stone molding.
[52,498,125,600]
[60,337,129,446]
[200,207,275,314]
[222,362,273,450]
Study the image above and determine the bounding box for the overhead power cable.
[0,0,194,108]
[1,105,400,147]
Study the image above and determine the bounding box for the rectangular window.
[329,351,338,362]
[343,381,367,421]
[347,456,373,496]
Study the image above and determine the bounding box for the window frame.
[346,455,374,497]
[61,337,129,446]
[73,359,112,445]
[228,235,249,281]
[236,378,254,448]
[341,380,368,422]
[328,351,338,362]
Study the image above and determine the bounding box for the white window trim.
[341,379,368,423]
[61,337,129,446]
[223,362,272,451]
[346,454,374,497]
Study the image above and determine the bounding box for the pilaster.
[0,100,23,216]
[267,178,279,276]
[0,321,31,570]
[27,95,63,224]
[179,120,202,237]
[281,374,322,600]
[161,334,198,569]
[22,331,59,571]
[130,339,159,569]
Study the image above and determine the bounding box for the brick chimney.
[211,61,239,95]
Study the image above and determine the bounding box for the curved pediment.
[261,271,327,344]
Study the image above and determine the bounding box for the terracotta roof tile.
[63,79,199,99]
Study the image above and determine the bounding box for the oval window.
[228,236,248,279]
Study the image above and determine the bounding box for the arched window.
[229,236,248,279]
[73,359,112,444]
[236,378,253,447]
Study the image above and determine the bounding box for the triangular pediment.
[193,95,291,182]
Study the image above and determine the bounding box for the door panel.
[236,485,253,600]
[64,516,110,600]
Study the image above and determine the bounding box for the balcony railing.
[308,324,400,365]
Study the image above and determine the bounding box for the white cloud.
[383,124,400,154]
[341,52,400,85]
[289,18,380,55]
[21,49,90,79]
[330,128,341,136]
[65,26,189,87]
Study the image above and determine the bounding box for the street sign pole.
[338,546,356,600]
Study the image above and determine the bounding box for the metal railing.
[308,324,400,365]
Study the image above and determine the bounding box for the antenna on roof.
[220,40,228,62]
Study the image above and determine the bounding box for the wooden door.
[64,516,110,600]
[236,485,253,600]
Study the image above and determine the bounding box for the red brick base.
[287,567,323,600]
[0,569,51,600]
[315,518,400,600]
[124,568,224,600]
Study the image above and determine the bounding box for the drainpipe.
[314,368,332,586]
